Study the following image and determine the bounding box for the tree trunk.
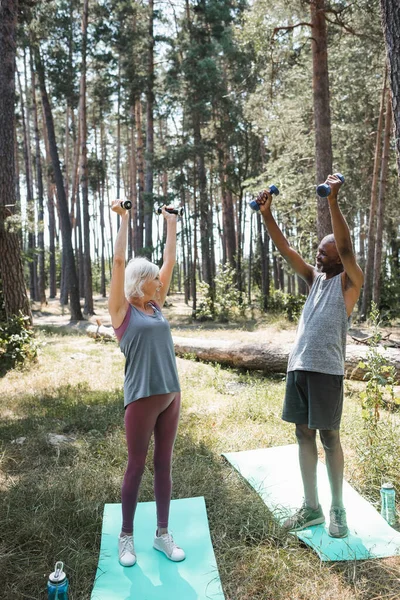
[0,0,31,321]
[380,0,400,177]
[172,337,400,383]
[31,54,46,305]
[35,48,83,320]
[193,114,214,299]
[41,103,57,298]
[136,98,145,251]
[144,0,155,259]
[310,0,333,240]
[361,72,387,318]
[373,92,392,306]
[18,66,38,302]
[79,0,93,315]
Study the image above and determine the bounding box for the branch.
[272,22,313,39]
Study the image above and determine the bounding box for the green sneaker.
[329,506,348,538]
[283,503,325,531]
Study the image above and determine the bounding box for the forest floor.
[1,295,400,599]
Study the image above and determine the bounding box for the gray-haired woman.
[108,201,185,567]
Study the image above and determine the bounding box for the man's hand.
[257,189,273,214]
[326,174,343,200]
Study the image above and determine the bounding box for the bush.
[357,303,396,437]
[0,312,39,376]
[269,289,306,322]
[195,266,247,322]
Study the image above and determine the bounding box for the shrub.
[0,312,39,376]
[195,266,247,322]
[269,289,306,322]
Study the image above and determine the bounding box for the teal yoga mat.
[91,496,225,599]
[223,444,400,561]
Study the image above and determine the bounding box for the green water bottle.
[380,482,397,527]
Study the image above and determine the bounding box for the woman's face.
[141,273,162,300]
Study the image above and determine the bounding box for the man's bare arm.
[327,176,364,291]
[258,191,316,287]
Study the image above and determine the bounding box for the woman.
[108,201,185,567]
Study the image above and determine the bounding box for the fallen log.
[172,336,400,383]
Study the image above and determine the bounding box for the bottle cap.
[382,482,395,489]
[49,561,66,583]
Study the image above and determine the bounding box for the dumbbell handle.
[316,173,345,198]
[119,200,132,210]
[249,185,279,211]
[156,207,184,216]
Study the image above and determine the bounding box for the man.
[257,174,363,537]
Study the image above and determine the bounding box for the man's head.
[316,234,343,276]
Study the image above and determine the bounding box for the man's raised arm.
[258,190,316,287]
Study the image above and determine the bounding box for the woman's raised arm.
[108,202,129,328]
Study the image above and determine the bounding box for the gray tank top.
[287,273,349,375]
[117,303,180,408]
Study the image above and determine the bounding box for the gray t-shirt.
[117,303,180,408]
[287,272,349,376]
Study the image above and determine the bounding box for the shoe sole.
[153,544,185,562]
[289,516,326,531]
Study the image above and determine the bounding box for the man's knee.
[295,424,316,444]
[319,429,341,452]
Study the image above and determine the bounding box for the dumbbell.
[156,207,184,216]
[118,200,132,209]
[249,185,279,211]
[316,173,345,197]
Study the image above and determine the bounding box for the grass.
[0,324,400,599]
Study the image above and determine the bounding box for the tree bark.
[380,0,400,177]
[0,0,31,321]
[310,0,333,241]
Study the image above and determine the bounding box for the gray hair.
[124,257,159,299]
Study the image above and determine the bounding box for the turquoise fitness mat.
[223,444,400,562]
[91,496,225,600]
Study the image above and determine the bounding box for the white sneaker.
[153,532,186,562]
[118,534,136,567]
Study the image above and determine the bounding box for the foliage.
[269,289,306,322]
[358,303,397,439]
[0,312,39,376]
[195,266,247,322]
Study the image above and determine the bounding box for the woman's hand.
[111,199,127,216]
[161,205,178,222]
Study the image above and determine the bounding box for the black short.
[282,370,344,430]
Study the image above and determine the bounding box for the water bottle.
[316,173,345,197]
[248,185,279,211]
[118,200,132,210]
[380,482,397,527]
[156,207,184,216]
[47,561,69,600]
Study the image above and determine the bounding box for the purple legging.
[121,392,181,534]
